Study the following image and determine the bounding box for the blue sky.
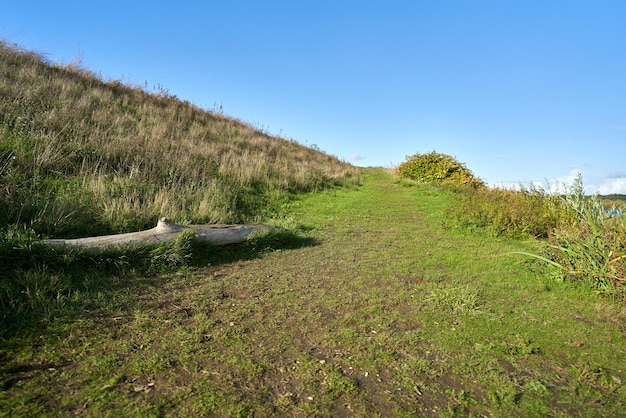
[2,1,625,193]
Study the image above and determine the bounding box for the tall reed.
[511,174,626,298]
[545,174,625,294]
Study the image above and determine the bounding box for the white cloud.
[541,171,626,195]
[350,153,365,161]
[597,177,626,195]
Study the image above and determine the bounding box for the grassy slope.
[2,168,625,416]
[0,41,357,238]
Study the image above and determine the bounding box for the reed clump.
[541,175,625,295]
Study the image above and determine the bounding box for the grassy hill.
[0,41,358,239]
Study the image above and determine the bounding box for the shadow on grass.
[191,228,319,267]
[0,228,319,340]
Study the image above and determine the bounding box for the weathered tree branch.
[40,217,279,250]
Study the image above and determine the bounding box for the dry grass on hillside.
[0,41,358,236]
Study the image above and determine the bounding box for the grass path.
[2,168,626,416]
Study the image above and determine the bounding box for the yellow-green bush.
[397,151,484,188]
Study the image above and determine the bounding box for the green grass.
[2,168,625,416]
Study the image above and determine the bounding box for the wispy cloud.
[350,153,365,161]
[607,171,626,179]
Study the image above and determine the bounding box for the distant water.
[605,209,624,216]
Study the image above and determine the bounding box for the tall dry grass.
[0,41,359,237]
[449,184,568,238]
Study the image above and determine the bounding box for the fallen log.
[40,217,280,250]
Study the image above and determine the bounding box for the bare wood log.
[40,217,280,250]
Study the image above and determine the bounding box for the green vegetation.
[449,171,625,299]
[2,42,626,416]
[398,151,625,298]
[397,151,484,188]
[0,40,358,239]
[526,175,625,296]
[0,40,357,331]
[2,169,625,416]
[450,182,569,238]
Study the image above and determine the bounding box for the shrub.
[396,151,484,188]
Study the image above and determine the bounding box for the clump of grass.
[0,230,193,329]
[396,151,484,189]
[428,286,482,313]
[543,175,625,294]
